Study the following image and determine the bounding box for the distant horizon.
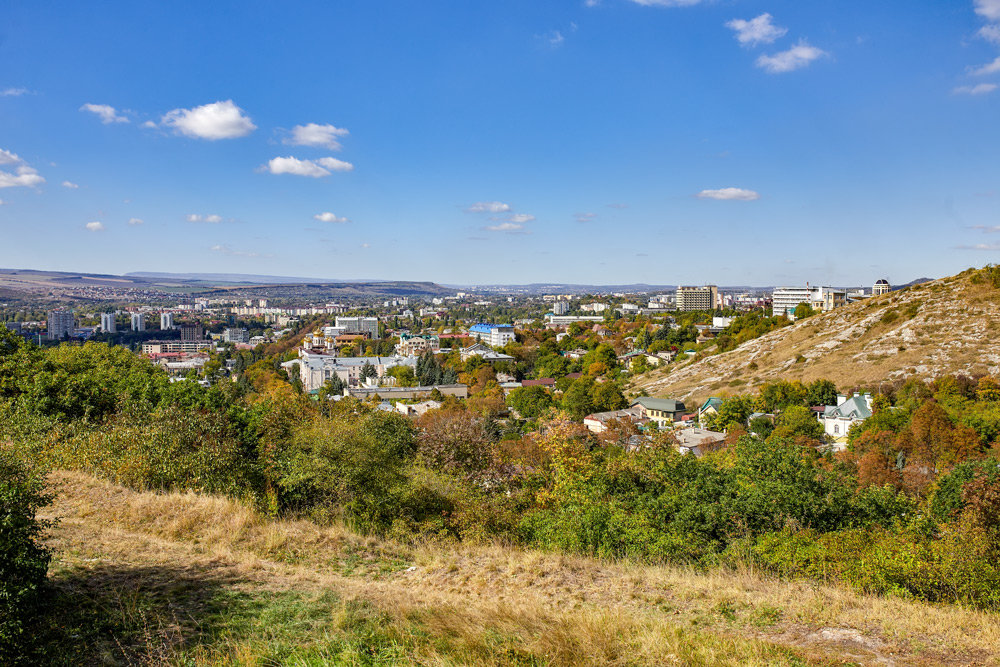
[0,265,932,292]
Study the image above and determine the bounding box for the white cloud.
[0,149,44,188]
[0,149,21,165]
[954,83,998,95]
[607,203,629,209]
[541,30,565,48]
[285,123,350,150]
[629,0,705,6]
[957,242,1000,250]
[756,41,827,73]
[0,199,5,205]
[0,166,44,189]
[314,211,349,223]
[726,14,787,47]
[969,56,1000,75]
[61,180,79,189]
[141,120,157,129]
[361,242,371,248]
[696,187,760,201]
[186,213,224,223]
[509,213,535,223]
[128,217,144,226]
[315,157,354,172]
[980,24,1000,45]
[85,221,105,232]
[263,156,354,177]
[80,103,128,124]
[160,100,256,140]
[575,212,598,222]
[210,244,266,258]
[466,201,511,213]
[970,224,1000,232]
[975,0,1000,20]
[1,88,29,97]
[485,222,524,232]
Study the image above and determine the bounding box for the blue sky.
[2,0,999,286]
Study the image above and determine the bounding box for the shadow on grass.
[27,561,411,666]
[29,562,242,666]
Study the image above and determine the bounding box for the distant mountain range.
[1,268,935,296]
[125,272,382,284]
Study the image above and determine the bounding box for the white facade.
[552,301,570,315]
[771,286,846,319]
[160,312,174,330]
[100,312,116,333]
[287,350,417,392]
[223,328,250,344]
[544,315,604,326]
[130,312,145,332]
[676,286,718,312]
[873,279,891,296]
[820,393,873,445]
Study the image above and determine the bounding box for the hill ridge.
[637,269,1000,403]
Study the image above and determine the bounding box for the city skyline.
[2,1,999,285]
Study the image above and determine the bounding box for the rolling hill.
[635,267,1000,404]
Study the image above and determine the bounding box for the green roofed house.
[630,397,687,426]
[698,397,723,424]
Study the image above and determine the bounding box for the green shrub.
[0,450,52,662]
[744,519,1000,610]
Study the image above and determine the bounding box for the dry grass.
[38,470,1000,665]
[634,272,1000,405]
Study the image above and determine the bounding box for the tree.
[793,302,816,319]
[748,415,774,439]
[591,381,627,413]
[978,376,1000,402]
[360,361,377,382]
[324,373,345,395]
[704,395,755,432]
[562,377,596,420]
[0,451,52,661]
[506,385,553,419]
[770,405,824,441]
[386,365,417,387]
[805,379,838,407]
[759,380,808,413]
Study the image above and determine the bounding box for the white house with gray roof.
[819,393,872,444]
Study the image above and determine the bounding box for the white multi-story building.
[160,312,174,330]
[142,340,212,355]
[284,350,417,392]
[100,312,116,334]
[872,279,891,296]
[223,328,250,344]
[552,301,570,315]
[676,285,718,312]
[47,310,75,340]
[130,312,145,332]
[771,286,847,319]
[335,316,379,340]
[544,315,605,326]
[468,323,516,347]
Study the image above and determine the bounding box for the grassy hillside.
[31,470,1000,665]
[635,268,1000,404]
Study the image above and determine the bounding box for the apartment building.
[675,285,718,312]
